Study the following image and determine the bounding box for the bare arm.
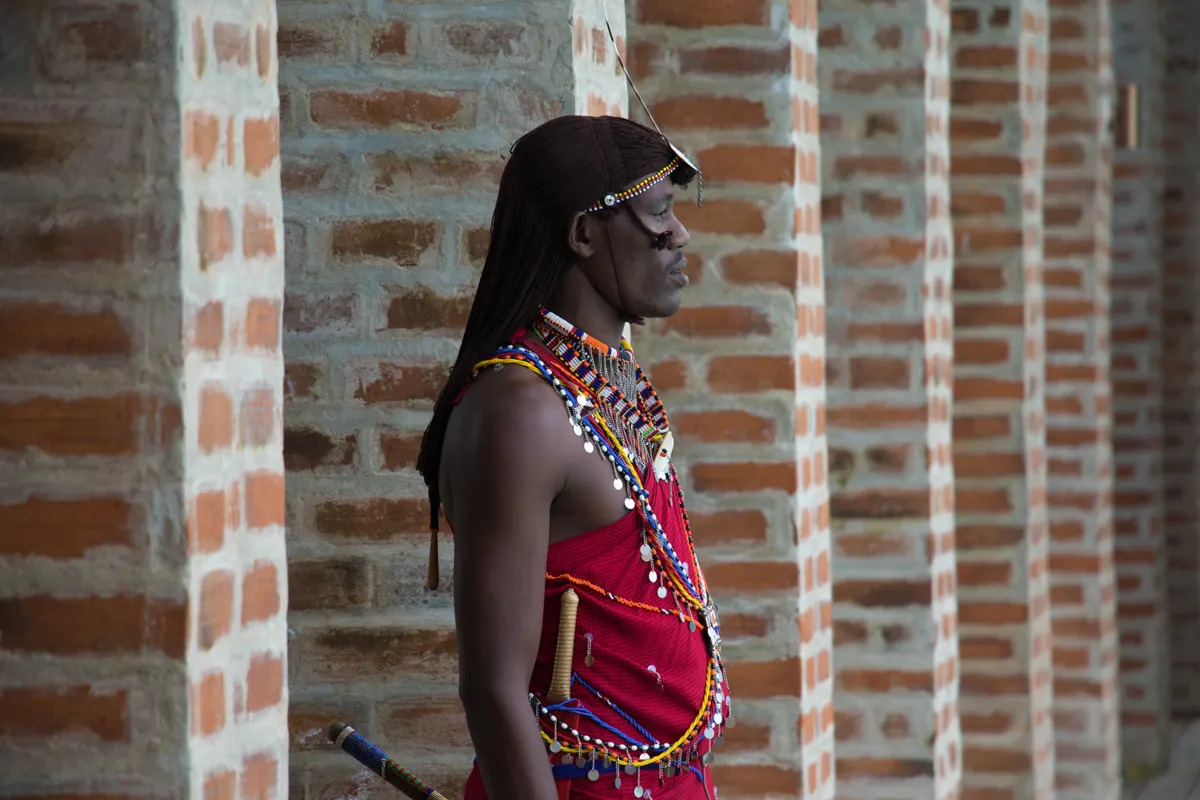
[444,375,570,800]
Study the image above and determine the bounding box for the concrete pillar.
[947,2,1056,798]
[817,0,962,797]
[1043,0,1121,795]
[0,0,289,795]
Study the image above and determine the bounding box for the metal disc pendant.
[624,497,635,510]
[704,727,715,740]
[640,544,652,561]
[585,654,594,667]
[562,753,573,764]
[573,425,582,436]
[634,788,644,798]
[584,441,594,454]
[648,570,657,583]
[550,741,562,753]
[587,769,599,782]
[688,621,696,632]
[575,755,586,768]
[625,764,636,776]
[657,586,668,599]
[614,776,621,789]
[714,713,724,725]
[613,477,623,490]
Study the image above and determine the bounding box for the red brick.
[830,489,928,519]
[0,496,134,558]
[198,203,233,269]
[185,110,221,167]
[837,669,933,693]
[378,430,421,471]
[0,214,135,267]
[243,561,280,624]
[195,671,225,736]
[244,114,279,176]
[849,356,909,389]
[386,289,472,331]
[722,250,798,289]
[691,462,796,493]
[370,21,409,57]
[285,427,357,471]
[371,151,504,195]
[191,301,224,354]
[0,686,129,741]
[352,361,447,405]
[695,145,795,184]
[829,235,923,266]
[650,97,768,130]
[309,89,477,130]
[241,752,278,800]
[332,220,440,266]
[199,569,233,649]
[725,658,800,699]
[675,198,766,234]
[246,652,283,712]
[245,298,281,350]
[638,0,769,27]
[678,44,789,74]
[660,306,770,338]
[285,362,322,400]
[297,626,458,683]
[0,595,185,657]
[204,770,236,800]
[834,579,931,607]
[245,471,284,530]
[0,394,140,456]
[314,498,429,540]
[289,559,371,612]
[256,23,270,78]
[190,489,226,554]
[198,385,233,452]
[673,410,774,443]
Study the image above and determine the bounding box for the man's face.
[589,178,692,320]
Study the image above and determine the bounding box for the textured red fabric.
[460,336,724,799]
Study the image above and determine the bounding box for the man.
[417,115,730,800]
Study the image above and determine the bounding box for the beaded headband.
[586,157,681,213]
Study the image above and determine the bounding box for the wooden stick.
[547,588,579,703]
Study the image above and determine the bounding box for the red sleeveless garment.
[458,335,729,800]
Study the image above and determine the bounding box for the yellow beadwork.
[586,158,680,213]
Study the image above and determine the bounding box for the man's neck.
[541,302,626,352]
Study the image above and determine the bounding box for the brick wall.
[816,0,961,796]
[1161,0,1200,723]
[625,0,829,795]
[0,0,287,796]
[278,1,625,796]
[182,0,289,796]
[1044,0,1121,795]
[0,0,188,791]
[948,1,1056,797]
[1109,0,1170,774]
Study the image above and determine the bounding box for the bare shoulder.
[441,365,574,500]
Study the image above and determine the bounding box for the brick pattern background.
[0,0,189,793]
[948,1,1055,797]
[1161,0,1200,723]
[1110,0,1170,775]
[8,0,1200,798]
[626,0,822,794]
[182,0,289,796]
[816,0,961,795]
[1044,0,1122,795]
[278,0,623,796]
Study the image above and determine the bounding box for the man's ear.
[566,211,599,259]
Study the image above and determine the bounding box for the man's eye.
[654,209,670,219]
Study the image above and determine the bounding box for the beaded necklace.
[470,314,732,784]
